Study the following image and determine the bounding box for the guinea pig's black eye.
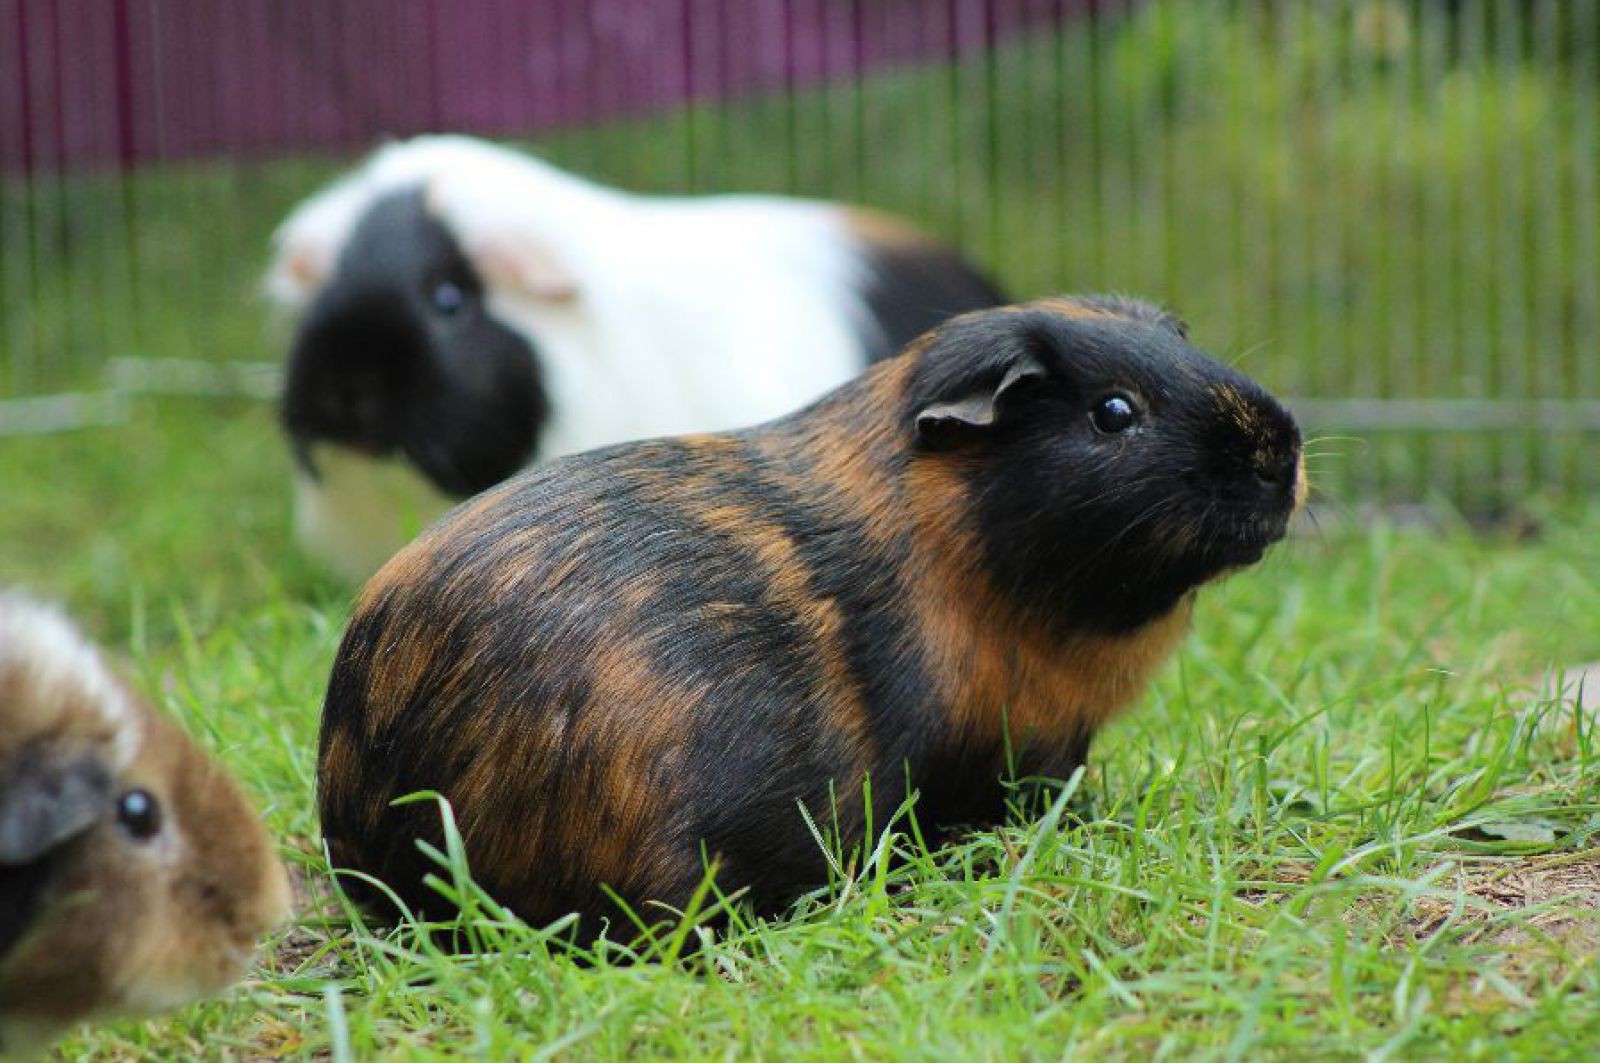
[431,281,467,317]
[1090,394,1139,435]
[116,788,162,841]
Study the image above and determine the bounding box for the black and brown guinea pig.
[316,295,1305,936]
[267,134,1005,580]
[0,593,290,1056]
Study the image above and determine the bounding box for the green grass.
[3,396,1598,1060]
[2,3,1598,1056]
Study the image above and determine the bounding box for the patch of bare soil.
[266,851,346,979]
[1397,854,1600,959]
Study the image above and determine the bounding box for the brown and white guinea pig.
[267,134,1005,581]
[0,594,290,1057]
[316,295,1305,937]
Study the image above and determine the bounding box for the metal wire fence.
[1,0,1596,504]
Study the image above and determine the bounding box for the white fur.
[292,447,457,580]
[268,135,880,580]
[0,593,140,770]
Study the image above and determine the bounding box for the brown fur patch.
[1212,383,1266,442]
[451,622,690,904]
[900,457,1191,757]
[577,633,693,893]
[699,501,875,783]
[351,616,439,740]
[622,441,881,821]
[840,207,946,254]
[351,520,443,619]
[774,343,1193,755]
[757,354,916,551]
[0,656,127,767]
[1025,296,1127,323]
[316,725,362,824]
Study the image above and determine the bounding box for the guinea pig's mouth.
[1201,511,1292,573]
[286,423,399,469]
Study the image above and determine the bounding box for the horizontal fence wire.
[0,0,1596,505]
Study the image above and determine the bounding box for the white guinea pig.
[266,134,1005,580]
[0,593,289,1058]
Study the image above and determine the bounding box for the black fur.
[857,239,1007,363]
[322,440,949,921]
[0,852,59,964]
[281,187,549,498]
[905,306,1301,634]
[0,751,109,966]
[318,297,1301,935]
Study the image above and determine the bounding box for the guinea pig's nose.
[1253,451,1296,489]
[324,375,387,436]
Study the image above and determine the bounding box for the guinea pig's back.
[836,208,1008,362]
[319,430,918,921]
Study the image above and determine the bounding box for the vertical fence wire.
[1581,1,1600,495]
[0,0,1596,501]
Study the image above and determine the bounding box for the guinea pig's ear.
[265,238,332,309]
[470,240,580,303]
[424,177,579,303]
[0,753,113,865]
[914,354,1048,448]
[265,179,371,309]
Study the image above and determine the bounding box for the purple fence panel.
[0,0,1095,174]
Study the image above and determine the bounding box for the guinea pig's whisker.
[1194,500,1221,548]
[1070,494,1187,574]
[1069,480,1149,511]
[1300,506,1328,541]
[1223,341,1271,369]
[1081,492,1175,545]
[1307,486,1355,520]
[1070,466,1195,513]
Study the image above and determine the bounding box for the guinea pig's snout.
[330,375,384,434]
[197,862,290,984]
[298,367,392,451]
[285,302,424,452]
[1243,403,1303,511]
[1252,448,1297,491]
